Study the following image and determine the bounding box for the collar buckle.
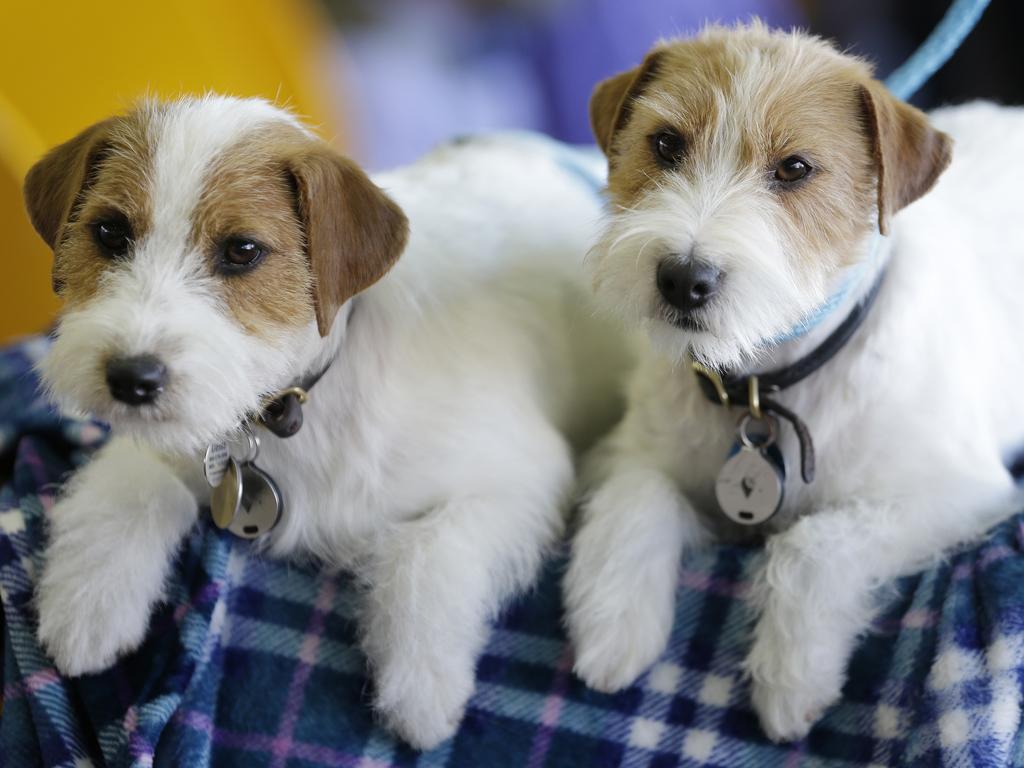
[272,385,309,405]
[747,375,762,420]
[692,362,730,407]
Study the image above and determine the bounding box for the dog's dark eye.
[652,130,686,167]
[94,219,132,256]
[775,156,812,183]
[221,239,265,271]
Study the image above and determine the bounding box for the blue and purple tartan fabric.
[3,337,1024,768]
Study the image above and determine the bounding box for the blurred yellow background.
[3,0,1014,345]
[0,0,343,343]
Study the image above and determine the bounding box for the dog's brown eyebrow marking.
[191,124,315,337]
[613,51,665,142]
[50,109,155,309]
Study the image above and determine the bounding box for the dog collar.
[769,233,883,344]
[202,354,334,540]
[258,361,332,438]
[259,301,359,438]
[693,266,887,484]
[204,308,352,538]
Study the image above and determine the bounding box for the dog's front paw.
[36,510,158,675]
[568,599,671,693]
[749,677,840,743]
[373,649,475,750]
[564,468,691,694]
[744,629,844,742]
[37,575,152,676]
[565,549,676,692]
[32,436,196,676]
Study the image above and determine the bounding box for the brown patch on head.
[590,49,665,157]
[191,127,313,335]
[27,101,407,340]
[598,40,756,205]
[194,122,408,338]
[288,139,409,336]
[592,24,953,266]
[859,79,952,234]
[24,110,153,302]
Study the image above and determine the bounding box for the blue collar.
[769,233,883,345]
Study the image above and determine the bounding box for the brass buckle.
[748,375,762,420]
[260,386,310,412]
[692,362,730,407]
[274,386,309,405]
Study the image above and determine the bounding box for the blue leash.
[770,236,883,344]
[885,0,992,100]
[776,0,991,343]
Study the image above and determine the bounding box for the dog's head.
[588,23,952,369]
[25,96,408,454]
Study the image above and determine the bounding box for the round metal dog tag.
[210,457,243,528]
[715,446,785,526]
[204,443,231,488]
[228,463,283,539]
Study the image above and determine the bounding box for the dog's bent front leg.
[564,465,707,692]
[362,469,569,750]
[37,435,199,675]
[748,478,1016,742]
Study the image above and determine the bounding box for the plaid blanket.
[2,337,1024,768]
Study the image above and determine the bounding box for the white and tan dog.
[25,96,625,749]
[564,24,1024,741]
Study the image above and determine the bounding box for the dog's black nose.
[656,258,723,314]
[105,355,167,405]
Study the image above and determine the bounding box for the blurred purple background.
[319,0,1022,170]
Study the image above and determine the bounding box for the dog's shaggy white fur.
[564,25,1024,741]
[26,97,626,749]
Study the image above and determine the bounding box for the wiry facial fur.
[33,97,323,454]
[26,105,628,751]
[565,24,1024,747]
[589,22,879,369]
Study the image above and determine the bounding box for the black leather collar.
[258,361,332,438]
[258,304,360,438]
[694,269,887,483]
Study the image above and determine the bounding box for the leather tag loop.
[261,392,304,438]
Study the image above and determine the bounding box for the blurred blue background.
[325,0,1022,170]
[2,0,1020,341]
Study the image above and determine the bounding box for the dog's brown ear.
[23,119,113,249]
[289,146,409,336]
[859,80,952,235]
[590,50,664,156]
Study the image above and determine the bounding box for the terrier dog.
[25,96,626,749]
[563,24,1024,741]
